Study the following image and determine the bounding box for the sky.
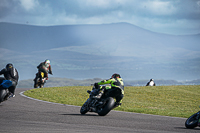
[0,0,200,35]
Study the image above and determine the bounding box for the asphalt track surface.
[0,88,200,133]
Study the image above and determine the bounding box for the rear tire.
[98,97,115,116]
[185,112,199,129]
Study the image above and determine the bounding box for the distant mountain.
[0,22,200,81]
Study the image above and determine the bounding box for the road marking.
[19,91,79,107]
[19,91,186,119]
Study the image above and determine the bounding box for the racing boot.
[114,102,122,108]
[9,93,15,98]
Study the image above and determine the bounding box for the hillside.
[0,22,200,81]
[17,77,200,88]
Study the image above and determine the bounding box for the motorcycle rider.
[94,73,124,107]
[146,79,156,86]
[0,63,19,98]
[34,59,53,83]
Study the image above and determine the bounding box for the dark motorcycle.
[34,72,47,88]
[80,85,116,116]
[0,77,13,103]
[185,107,200,129]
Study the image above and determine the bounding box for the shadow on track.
[174,127,200,131]
[60,113,98,116]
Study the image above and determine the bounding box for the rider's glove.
[94,83,99,89]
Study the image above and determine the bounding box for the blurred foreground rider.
[94,73,124,107]
[35,59,53,82]
[0,63,19,98]
[146,79,156,86]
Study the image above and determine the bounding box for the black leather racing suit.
[0,66,19,94]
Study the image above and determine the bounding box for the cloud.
[19,0,37,11]
[140,1,177,16]
[0,0,18,18]
[0,0,199,35]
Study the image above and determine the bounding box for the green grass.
[24,85,200,118]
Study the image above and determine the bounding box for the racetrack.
[0,88,199,133]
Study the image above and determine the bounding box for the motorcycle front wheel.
[80,99,90,115]
[185,112,199,129]
[34,83,38,88]
[0,89,7,103]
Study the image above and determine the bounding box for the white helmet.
[45,59,50,64]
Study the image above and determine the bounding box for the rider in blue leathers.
[0,63,19,98]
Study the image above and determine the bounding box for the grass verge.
[24,85,200,118]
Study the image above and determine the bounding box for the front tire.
[185,112,199,129]
[34,79,38,88]
[80,100,90,115]
[98,97,115,116]
[34,83,38,88]
[0,89,7,103]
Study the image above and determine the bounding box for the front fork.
[86,97,99,112]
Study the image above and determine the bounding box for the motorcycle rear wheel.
[185,112,199,129]
[98,97,115,116]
